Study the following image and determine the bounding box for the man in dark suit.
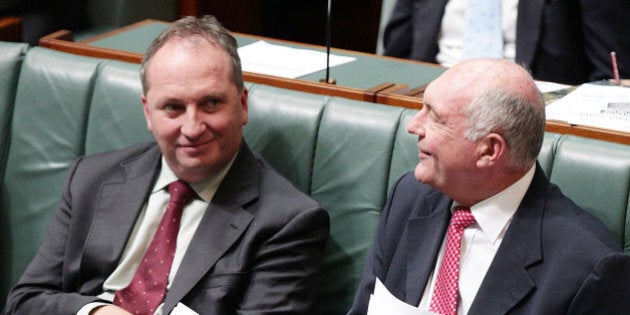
[383,0,629,85]
[348,59,630,314]
[4,16,329,315]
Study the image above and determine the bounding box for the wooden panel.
[0,16,22,42]
[197,0,262,34]
[195,0,382,53]
[177,0,198,16]
[545,121,630,145]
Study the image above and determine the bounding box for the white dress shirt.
[78,155,236,315]
[418,164,535,314]
[436,0,519,67]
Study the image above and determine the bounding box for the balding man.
[348,59,630,315]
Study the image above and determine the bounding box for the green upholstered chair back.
[84,60,152,155]
[0,42,28,181]
[0,47,102,306]
[244,84,326,193]
[0,41,29,308]
[548,136,630,250]
[309,98,406,314]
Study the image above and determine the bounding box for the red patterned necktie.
[429,206,476,315]
[114,180,195,315]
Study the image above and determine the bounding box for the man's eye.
[164,104,183,111]
[201,99,221,111]
[429,111,442,124]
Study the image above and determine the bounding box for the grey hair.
[463,88,546,170]
[140,15,243,94]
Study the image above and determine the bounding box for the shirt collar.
[152,153,238,203]
[453,164,536,243]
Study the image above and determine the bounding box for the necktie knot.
[169,180,195,206]
[451,206,476,230]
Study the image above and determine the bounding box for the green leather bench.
[1,41,630,314]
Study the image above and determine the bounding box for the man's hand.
[90,305,133,315]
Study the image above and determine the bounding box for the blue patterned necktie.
[462,0,503,59]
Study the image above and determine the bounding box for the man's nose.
[407,111,425,137]
[181,109,206,139]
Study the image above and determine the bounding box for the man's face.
[406,74,479,192]
[142,37,248,183]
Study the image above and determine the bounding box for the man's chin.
[169,157,214,177]
[178,144,211,157]
[414,166,432,184]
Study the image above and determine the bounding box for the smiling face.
[142,37,248,182]
[406,68,481,194]
[407,59,545,205]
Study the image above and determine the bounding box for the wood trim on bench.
[37,21,630,146]
[0,16,22,42]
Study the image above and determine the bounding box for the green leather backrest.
[539,132,562,177]
[310,98,405,314]
[0,47,102,305]
[0,42,28,180]
[244,84,326,193]
[549,135,630,250]
[84,60,151,155]
[0,40,29,310]
[389,109,419,191]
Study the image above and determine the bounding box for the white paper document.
[535,80,571,93]
[171,303,199,315]
[368,278,435,315]
[237,40,356,79]
[545,83,630,132]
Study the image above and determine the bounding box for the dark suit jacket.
[5,141,329,314]
[384,0,630,85]
[348,166,630,314]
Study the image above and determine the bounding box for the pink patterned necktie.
[429,206,476,315]
[113,180,195,315]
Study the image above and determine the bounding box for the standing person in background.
[5,15,329,315]
[383,0,629,85]
[0,0,86,45]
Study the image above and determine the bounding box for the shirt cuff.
[77,302,111,315]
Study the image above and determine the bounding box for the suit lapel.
[414,0,450,61]
[80,145,161,282]
[405,191,451,305]
[515,0,546,67]
[469,167,548,314]
[162,143,259,312]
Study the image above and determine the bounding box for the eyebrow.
[426,103,444,121]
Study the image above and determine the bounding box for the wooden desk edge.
[545,121,630,145]
[81,19,168,44]
[38,24,376,103]
[0,16,22,42]
[37,21,630,146]
[40,30,143,63]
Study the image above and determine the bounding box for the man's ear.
[241,88,249,126]
[476,133,506,168]
[141,94,153,132]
